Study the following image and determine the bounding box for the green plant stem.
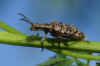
[0,22,23,35]
[38,58,66,66]
[52,49,100,60]
[0,31,100,53]
[0,31,100,60]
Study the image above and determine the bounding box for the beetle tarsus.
[40,31,48,51]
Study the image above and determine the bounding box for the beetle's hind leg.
[41,31,48,51]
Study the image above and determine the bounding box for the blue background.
[0,0,100,66]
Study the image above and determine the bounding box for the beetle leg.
[41,31,48,51]
[56,37,62,51]
[36,31,40,37]
[58,39,61,51]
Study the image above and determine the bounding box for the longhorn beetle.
[18,13,86,51]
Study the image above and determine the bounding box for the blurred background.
[0,0,100,66]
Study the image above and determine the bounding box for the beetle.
[18,13,86,51]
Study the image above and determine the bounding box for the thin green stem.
[52,49,100,60]
[0,22,23,35]
[1,31,100,53]
[38,58,66,66]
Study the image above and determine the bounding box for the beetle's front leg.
[41,31,48,51]
[35,31,40,37]
[56,37,63,51]
[57,39,61,51]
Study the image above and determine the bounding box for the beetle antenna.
[18,13,33,25]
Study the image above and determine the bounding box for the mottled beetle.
[18,13,86,51]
